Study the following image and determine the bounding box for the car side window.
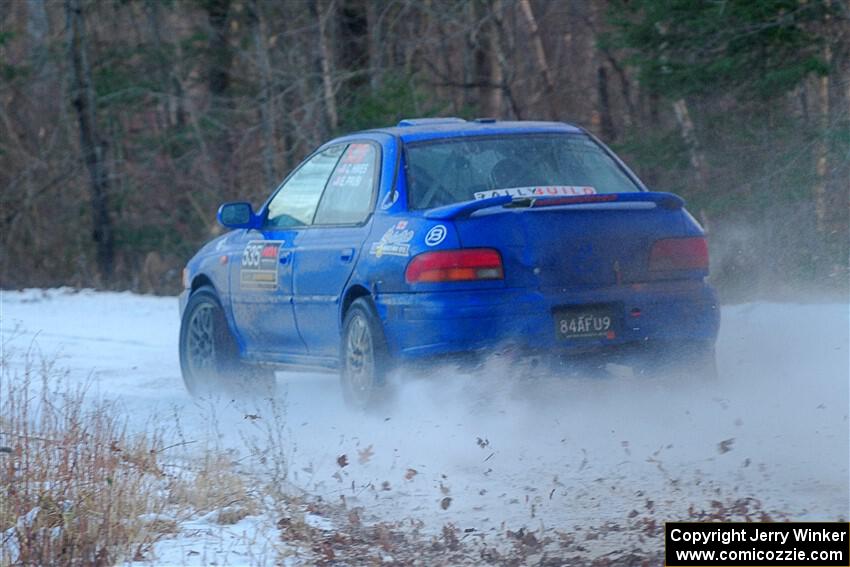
[313,143,378,225]
[265,145,345,228]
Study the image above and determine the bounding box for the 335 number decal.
[242,242,265,268]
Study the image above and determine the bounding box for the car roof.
[358,118,584,143]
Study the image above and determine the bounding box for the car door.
[293,142,380,357]
[230,145,345,357]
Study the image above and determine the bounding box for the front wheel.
[179,286,275,397]
[340,298,392,410]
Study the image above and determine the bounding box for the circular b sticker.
[425,225,447,246]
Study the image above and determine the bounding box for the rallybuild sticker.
[473,186,597,200]
[369,222,414,258]
[240,240,283,290]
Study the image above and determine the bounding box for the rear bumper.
[375,280,720,360]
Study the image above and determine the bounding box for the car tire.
[340,297,392,410]
[179,286,275,397]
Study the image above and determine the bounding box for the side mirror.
[217,202,260,229]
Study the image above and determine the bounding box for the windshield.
[405,134,641,210]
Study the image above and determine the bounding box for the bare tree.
[518,0,556,119]
[65,0,114,282]
[251,0,279,191]
[311,0,339,134]
[0,0,844,293]
[672,98,708,193]
[489,0,521,119]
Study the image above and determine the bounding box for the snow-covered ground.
[1,288,848,564]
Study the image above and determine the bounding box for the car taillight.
[405,249,504,283]
[649,237,709,271]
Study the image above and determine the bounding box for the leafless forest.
[1,0,847,297]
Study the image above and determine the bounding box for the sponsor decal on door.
[240,240,284,290]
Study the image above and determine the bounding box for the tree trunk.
[27,0,53,102]
[490,0,521,119]
[518,0,556,119]
[206,0,232,104]
[484,21,505,117]
[597,66,616,141]
[204,0,232,195]
[366,0,382,93]
[431,0,459,112]
[463,0,481,113]
[603,51,636,129]
[813,63,829,234]
[311,0,338,134]
[146,0,186,130]
[65,0,114,283]
[824,15,849,240]
[672,98,707,192]
[251,0,278,191]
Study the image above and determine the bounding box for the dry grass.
[0,338,297,565]
[0,352,173,566]
[166,452,259,525]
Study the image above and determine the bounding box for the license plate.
[554,305,618,340]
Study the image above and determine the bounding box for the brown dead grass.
[0,352,177,565]
[166,453,258,525]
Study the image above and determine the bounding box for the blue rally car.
[179,118,720,407]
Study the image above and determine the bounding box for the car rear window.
[405,134,641,210]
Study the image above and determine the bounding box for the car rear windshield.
[404,134,641,210]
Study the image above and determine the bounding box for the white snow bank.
[2,289,848,560]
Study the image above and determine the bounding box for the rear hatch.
[405,130,707,291]
[450,197,698,290]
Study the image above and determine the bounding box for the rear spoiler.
[424,192,685,220]
[424,196,512,220]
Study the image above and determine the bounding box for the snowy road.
[1,288,848,560]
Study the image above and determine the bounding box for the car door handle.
[340,248,355,263]
[279,250,292,265]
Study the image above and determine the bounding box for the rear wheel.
[340,298,392,410]
[179,286,275,397]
